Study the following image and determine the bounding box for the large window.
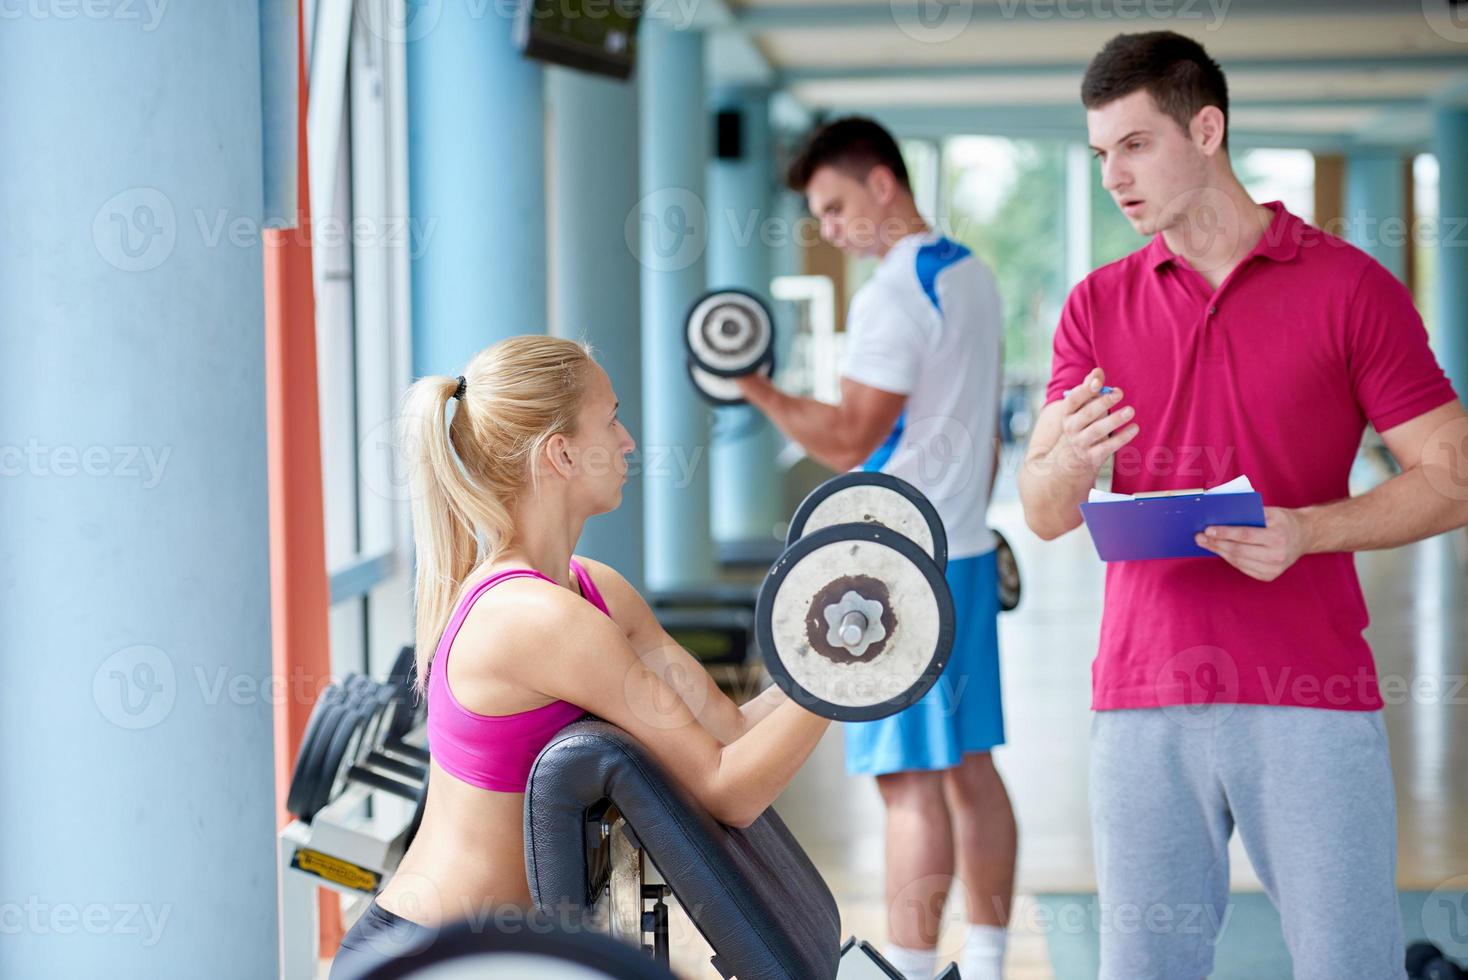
[307,0,415,680]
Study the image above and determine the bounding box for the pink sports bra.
[426,559,608,793]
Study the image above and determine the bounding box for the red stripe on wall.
[264,1,344,957]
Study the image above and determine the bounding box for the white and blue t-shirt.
[840,232,1003,560]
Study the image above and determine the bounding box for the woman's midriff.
[374,761,535,925]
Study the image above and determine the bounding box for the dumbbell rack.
[277,722,428,980]
[278,648,428,980]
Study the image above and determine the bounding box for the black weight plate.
[286,685,345,820]
[994,528,1021,612]
[358,683,397,764]
[388,645,416,691]
[291,702,347,822]
[386,647,420,742]
[1410,943,1446,978]
[314,704,373,819]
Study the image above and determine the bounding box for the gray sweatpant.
[1090,704,1405,980]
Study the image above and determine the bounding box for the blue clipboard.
[1079,491,1267,562]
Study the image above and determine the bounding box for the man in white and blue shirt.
[735,116,1011,980]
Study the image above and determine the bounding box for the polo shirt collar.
[1146,200,1300,271]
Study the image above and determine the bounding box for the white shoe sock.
[883,942,938,980]
[956,924,1007,980]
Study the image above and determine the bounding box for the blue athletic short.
[844,548,1006,776]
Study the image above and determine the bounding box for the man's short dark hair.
[1081,32,1229,145]
[784,116,911,194]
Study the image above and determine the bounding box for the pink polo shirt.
[1046,201,1457,712]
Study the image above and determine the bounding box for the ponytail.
[401,336,594,693]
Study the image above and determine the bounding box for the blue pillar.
[708,87,785,547]
[408,3,545,375]
[771,184,805,281]
[547,68,645,590]
[1435,105,1468,400]
[638,24,714,591]
[0,7,274,977]
[1345,150,1407,283]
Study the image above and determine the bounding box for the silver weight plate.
[787,472,948,572]
[756,523,954,722]
[686,352,773,407]
[684,289,774,377]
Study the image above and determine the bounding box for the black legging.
[327,901,437,980]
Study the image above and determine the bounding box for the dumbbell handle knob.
[839,610,868,647]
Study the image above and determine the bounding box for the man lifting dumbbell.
[731,117,1015,980]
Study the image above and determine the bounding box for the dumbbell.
[318,678,427,807]
[1409,941,1466,980]
[286,672,429,829]
[286,683,349,820]
[757,472,955,721]
[325,678,429,827]
[787,469,1022,614]
[382,645,428,754]
[684,288,776,406]
[786,470,948,571]
[994,528,1021,613]
[288,677,382,822]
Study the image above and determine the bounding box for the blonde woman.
[329,336,830,977]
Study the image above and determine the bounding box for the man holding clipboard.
[1019,32,1468,980]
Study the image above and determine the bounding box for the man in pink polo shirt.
[1019,31,1468,980]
